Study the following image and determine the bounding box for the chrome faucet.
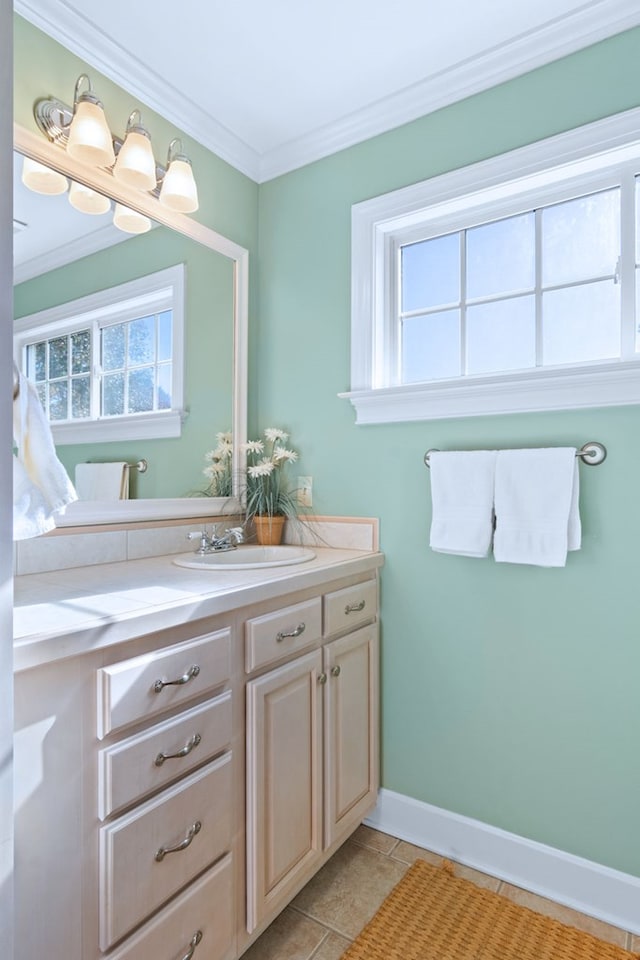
[187,525,244,554]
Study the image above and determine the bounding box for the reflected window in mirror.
[14,265,185,444]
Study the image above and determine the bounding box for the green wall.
[257,28,640,877]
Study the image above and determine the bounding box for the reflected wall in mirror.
[12,125,248,523]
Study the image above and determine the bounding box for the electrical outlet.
[297,476,313,507]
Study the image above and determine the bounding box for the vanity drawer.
[98,691,232,818]
[107,854,233,960]
[323,579,377,636]
[245,597,322,672]
[97,628,231,738]
[99,753,232,949]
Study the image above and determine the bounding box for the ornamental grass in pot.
[241,428,299,544]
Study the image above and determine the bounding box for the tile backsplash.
[14,515,379,576]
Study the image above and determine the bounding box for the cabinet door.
[246,649,323,932]
[324,623,379,848]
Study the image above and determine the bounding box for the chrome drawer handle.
[181,930,203,960]
[276,622,305,642]
[318,672,327,685]
[155,733,202,767]
[345,600,365,614]
[153,664,200,693]
[331,665,341,678]
[155,820,202,862]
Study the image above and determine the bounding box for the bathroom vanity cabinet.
[13,548,381,960]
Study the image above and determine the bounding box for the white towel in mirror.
[75,462,130,501]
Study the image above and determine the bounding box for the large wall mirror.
[13,123,247,526]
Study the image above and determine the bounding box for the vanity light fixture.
[68,180,111,215]
[113,203,152,234]
[21,156,68,195]
[66,74,116,169]
[113,110,157,192]
[159,139,199,213]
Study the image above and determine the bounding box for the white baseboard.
[365,788,640,935]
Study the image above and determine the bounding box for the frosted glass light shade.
[113,203,151,234]
[69,180,111,215]
[67,100,115,168]
[159,158,199,213]
[21,157,68,195]
[113,130,157,191]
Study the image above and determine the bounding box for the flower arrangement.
[202,431,234,497]
[241,427,299,524]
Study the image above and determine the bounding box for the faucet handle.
[187,530,204,541]
[227,526,244,544]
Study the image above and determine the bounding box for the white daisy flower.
[265,427,289,443]
[273,446,298,462]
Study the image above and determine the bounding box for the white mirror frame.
[14,122,248,526]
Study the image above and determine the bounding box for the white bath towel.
[13,373,77,540]
[493,448,580,567]
[429,450,497,558]
[75,462,130,501]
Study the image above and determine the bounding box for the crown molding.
[14,0,262,181]
[15,0,640,185]
[258,0,640,180]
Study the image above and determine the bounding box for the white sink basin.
[173,545,316,570]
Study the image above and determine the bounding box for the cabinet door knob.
[155,820,202,861]
[318,672,328,685]
[276,622,306,642]
[154,732,202,766]
[331,665,341,678]
[181,930,203,960]
[345,600,366,614]
[153,664,200,693]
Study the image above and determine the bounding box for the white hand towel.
[429,450,497,558]
[13,373,77,540]
[75,462,130,501]
[493,448,581,567]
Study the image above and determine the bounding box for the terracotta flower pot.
[253,514,285,545]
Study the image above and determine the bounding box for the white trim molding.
[346,106,640,424]
[366,788,640,935]
[15,0,640,183]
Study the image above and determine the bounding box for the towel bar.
[423,441,607,468]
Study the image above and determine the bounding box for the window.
[14,265,185,444]
[345,108,640,423]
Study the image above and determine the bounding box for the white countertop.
[14,547,384,672]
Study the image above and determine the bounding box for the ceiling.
[14,0,640,182]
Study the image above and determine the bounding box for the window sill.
[51,410,186,445]
[339,360,640,423]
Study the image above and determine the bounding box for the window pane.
[49,336,68,380]
[36,383,46,407]
[103,372,124,416]
[128,316,155,366]
[402,309,460,382]
[71,330,91,374]
[467,213,534,299]
[102,324,125,371]
[158,311,172,361]
[402,234,460,311]
[543,280,620,365]
[28,342,46,381]
[71,376,91,419]
[467,296,536,375]
[542,188,619,286]
[49,380,68,420]
[128,367,154,413]
[157,363,172,409]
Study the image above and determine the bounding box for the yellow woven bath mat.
[340,859,637,960]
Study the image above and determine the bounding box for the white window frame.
[343,107,640,424]
[14,264,185,444]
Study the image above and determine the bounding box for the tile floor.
[241,826,639,960]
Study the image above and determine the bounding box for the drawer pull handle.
[276,622,306,642]
[153,664,200,693]
[155,733,202,767]
[345,600,366,614]
[331,665,341,678]
[181,930,203,960]
[155,820,202,862]
[318,672,327,685]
